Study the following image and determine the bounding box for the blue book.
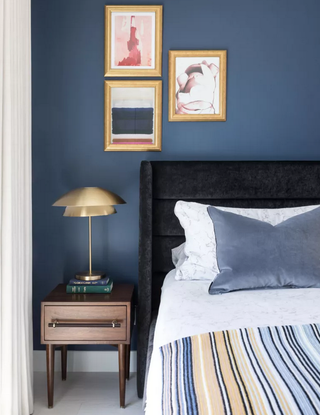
[68,277,110,286]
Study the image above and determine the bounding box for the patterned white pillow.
[171,243,187,268]
[174,201,320,281]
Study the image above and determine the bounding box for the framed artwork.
[168,50,227,122]
[104,5,163,77]
[104,80,162,152]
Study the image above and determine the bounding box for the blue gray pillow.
[207,206,320,295]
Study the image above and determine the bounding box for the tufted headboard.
[137,160,320,397]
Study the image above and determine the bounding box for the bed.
[137,161,320,413]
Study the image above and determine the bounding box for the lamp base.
[75,271,106,281]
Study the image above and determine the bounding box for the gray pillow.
[207,206,320,295]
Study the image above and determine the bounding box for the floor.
[33,372,144,415]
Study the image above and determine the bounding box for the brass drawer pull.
[48,320,121,328]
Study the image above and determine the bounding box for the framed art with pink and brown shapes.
[169,50,227,122]
[105,5,163,77]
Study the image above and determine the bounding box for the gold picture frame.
[169,50,227,122]
[105,5,163,77]
[104,80,162,152]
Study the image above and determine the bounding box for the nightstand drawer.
[44,305,127,342]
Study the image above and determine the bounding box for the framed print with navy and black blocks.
[104,80,162,152]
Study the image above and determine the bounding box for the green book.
[66,279,113,294]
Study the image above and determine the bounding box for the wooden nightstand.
[41,283,134,408]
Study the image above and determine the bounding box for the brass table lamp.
[53,187,125,281]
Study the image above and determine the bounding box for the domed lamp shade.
[53,187,126,281]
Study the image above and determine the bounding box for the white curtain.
[0,0,33,414]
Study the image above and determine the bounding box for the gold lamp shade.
[53,187,125,207]
[64,205,116,217]
[53,187,125,281]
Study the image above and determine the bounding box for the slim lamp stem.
[88,216,92,275]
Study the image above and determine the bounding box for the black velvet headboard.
[137,160,320,397]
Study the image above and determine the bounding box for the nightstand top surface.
[42,283,134,304]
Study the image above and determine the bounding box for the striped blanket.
[160,323,320,415]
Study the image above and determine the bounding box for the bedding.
[208,206,320,295]
[145,270,320,415]
[174,201,320,281]
[161,323,320,414]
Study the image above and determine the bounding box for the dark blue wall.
[32,0,320,349]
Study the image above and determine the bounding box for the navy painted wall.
[32,0,320,349]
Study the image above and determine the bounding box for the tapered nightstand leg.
[125,344,130,380]
[46,344,55,408]
[61,345,67,380]
[118,344,126,408]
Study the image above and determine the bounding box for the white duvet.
[145,269,320,414]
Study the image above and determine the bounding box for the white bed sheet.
[145,269,320,414]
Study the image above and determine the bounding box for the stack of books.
[66,277,113,294]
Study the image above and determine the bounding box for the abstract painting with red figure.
[105,6,162,77]
[115,15,152,68]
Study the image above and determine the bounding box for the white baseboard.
[33,350,137,372]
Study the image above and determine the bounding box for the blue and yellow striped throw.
[160,323,320,414]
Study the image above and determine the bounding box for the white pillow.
[171,243,187,268]
[174,201,320,281]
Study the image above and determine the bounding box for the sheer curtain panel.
[0,0,33,414]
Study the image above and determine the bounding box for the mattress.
[145,269,320,414]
